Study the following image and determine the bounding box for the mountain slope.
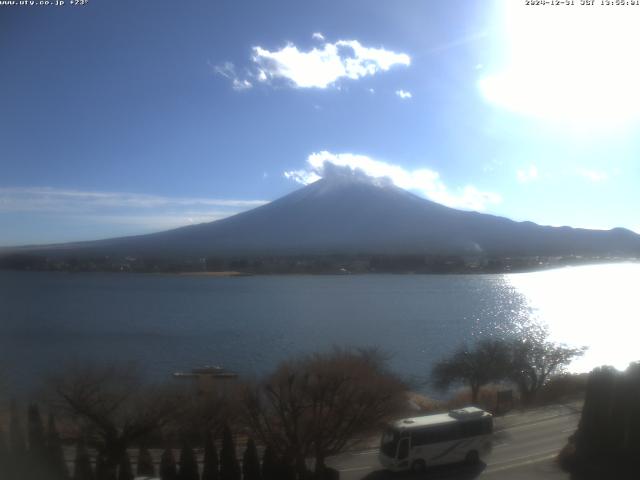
[8,174,640,258]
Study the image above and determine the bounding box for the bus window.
[381,429,399,458]
[411,424,461,446]
[397,438,410,460]
[459,417,493,437]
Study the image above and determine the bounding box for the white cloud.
[232,78,253,91]
[312,32,325,41]
[516,165,539,183]
[0,187,270,244]
[225,37,410,89]
[212,61,253,91]
[395,89,412,99]
[0,187,267,215]
[284,151,501,212]
[284,169,323,185]
[578,168,608,182]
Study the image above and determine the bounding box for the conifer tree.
[9,400,26,478]
[201,432,219,480]
[0,423,8,480]
[160,447,178,480]
[178,441,199,480]
[28,404,46,454]
[242,438,261,480]
[275,453,295,480]
[47,413,70,480]
[95,453,108,480]
[27,403,48,478]
[73,440,95,480]
[220,425,240,480]
[136,446,155,477]
[9,401,25,453]
[260,446,276,480]
[117,451,134,480]
[97,450,119,480]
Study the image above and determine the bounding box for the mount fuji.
[6,170,640,260]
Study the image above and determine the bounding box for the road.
[328,403,581,480]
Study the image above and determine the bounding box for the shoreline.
[2,259,638,277]
[175,271,253,277]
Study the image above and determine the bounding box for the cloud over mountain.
[284,151,501,212]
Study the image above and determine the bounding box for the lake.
[0,263,638,393]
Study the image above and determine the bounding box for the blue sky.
[1,0,639,246]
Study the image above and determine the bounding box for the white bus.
[379,406,493,473]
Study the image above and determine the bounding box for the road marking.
[493,442,509,448]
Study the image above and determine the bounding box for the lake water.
[1,263,638,393]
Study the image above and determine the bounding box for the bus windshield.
[380,428,399,458]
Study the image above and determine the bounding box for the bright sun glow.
[506,264,640,373]
[480,2,640,130]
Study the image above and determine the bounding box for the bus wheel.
[465,450,480,464]
[411,460,426,473]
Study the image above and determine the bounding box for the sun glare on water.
[480,1,640,131]
[506,263,640,372]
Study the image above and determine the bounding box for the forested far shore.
[1,252,637,275]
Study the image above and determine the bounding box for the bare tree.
[432,338,510,404]
[508,323,586,405]
[50,364,181,479]
[169,384,242,444]
[244,347,407,479]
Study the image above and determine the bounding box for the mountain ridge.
[3,174,640,260]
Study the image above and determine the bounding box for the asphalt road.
[328,403,581,480]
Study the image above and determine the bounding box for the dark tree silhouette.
[175,388,242,446]
[220,425,240,480]
[0,421,8,480]
[73,440,95,480]
[260,445,276,480]
[47,413,70,480]
[117,451,134,480]
[274,453,295,480]
[508,323,586,405]
[245,347,406,478]
[9,400,26,478]
[202,432,219,480]
[9,400,26,454]
[432,338,510,404]
[27,404,47,457]
[562,363,640,479]
[52,364,180,479]
[160,448,178,480]
[242,438,261,480]
[96,452,114,480]
[178,441,199,480]
[136,446,155,477]
[26,403,49,479]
